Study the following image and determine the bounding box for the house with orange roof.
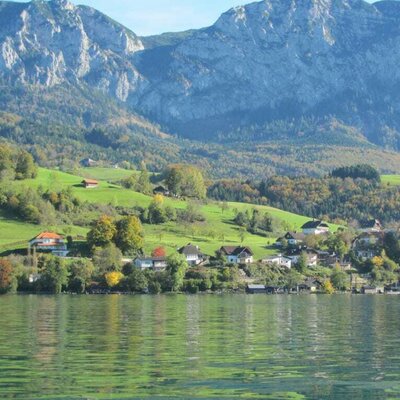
[29,232,69,257]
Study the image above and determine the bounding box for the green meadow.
[382,175,400,186]
[74,167,136,182]
[0,168,333,259]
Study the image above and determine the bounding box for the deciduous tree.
[115,216,144,255]
[87,215,116,248]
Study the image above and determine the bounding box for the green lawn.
[74,167,136,182]
[382,175,400,186]
[0,211,88,252]
[0,168,337,259]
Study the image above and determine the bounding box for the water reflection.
[0,294,400,399]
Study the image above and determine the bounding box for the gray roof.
[247,284,266,290]
[178,244,201,255]
[301,220,329,229]
[220,246,253,256]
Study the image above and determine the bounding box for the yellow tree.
[105,271,124,288]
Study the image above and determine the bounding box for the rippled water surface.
[1,294,400,399]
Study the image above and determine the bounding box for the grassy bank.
[0,168,336,259]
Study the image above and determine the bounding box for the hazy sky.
[13,0,377,36]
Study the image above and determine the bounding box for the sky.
[14,0,247,35]
[13,0,377,36]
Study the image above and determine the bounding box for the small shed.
[82,179,99,188]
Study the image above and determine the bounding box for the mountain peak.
[51,0,75,10]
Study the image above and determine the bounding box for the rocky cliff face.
[2,0,400,146]
[0,0,143,100]
[133,0,400,142]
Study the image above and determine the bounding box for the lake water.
[1,294,400,399]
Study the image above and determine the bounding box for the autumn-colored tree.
[0,259,15,294]
[115,216,144,255]
[87,215,116,248]
[105,271,124,288]
[152,246,166,258]
[323,280,335,294]
[371,256,384,269]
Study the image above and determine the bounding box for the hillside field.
[74,167,137,182]
[382,175,400,186]
[0,168,335,259]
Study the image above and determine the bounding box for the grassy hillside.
[74,167,136,182]
[0,168,333,259]
[382,175,400,186]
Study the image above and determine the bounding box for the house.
[29,232,68,257]
[286,248,318,267]
[352,232,383,260]
[316,250,338,267]
[276,231,306,247]
[246,284,266,294]
[361,286,384,294]
[298,278,322,293]
[301,220,330,235]
[262,254,292,269]
[178,244,204,266]
[153,186,170,196]
[82,179,99,189]
[134,256,167,271]
[359,219,383,233]
[80,158,96,167]
[219,246,254,264]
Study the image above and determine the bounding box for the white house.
[301,220,330,236]
[134,257,167,271]
[29,232,68,257]
[262,254,292,269]
[178,244,204,266]
[287,249,318,267]
[219,246,254,264]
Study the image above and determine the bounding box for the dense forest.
[1,83,400,179]
[208,165,400,224]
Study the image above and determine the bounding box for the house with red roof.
[29,232,69,257]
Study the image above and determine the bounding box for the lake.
[0,294,399,399]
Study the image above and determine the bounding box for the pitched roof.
[220,246,253,256]
[301,220,329,229]
[82,179,99,185]
[178,244,201,255]
[33,232,63,240]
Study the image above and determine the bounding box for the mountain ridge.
[1,0,400,176]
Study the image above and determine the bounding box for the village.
[25,215,400,295]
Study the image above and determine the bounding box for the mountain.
[1,0,400,177]
[133,0,400,145]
